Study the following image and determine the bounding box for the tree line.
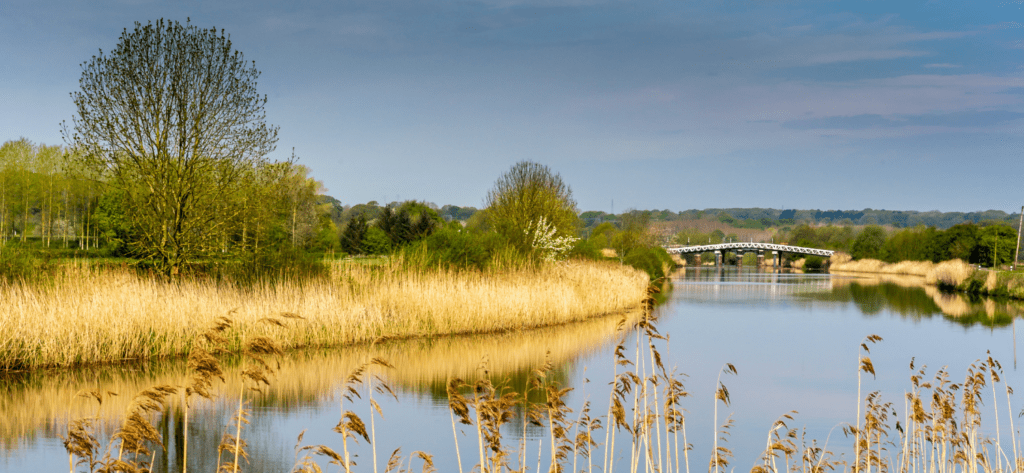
[782,222,1020,267]
[0,138,333,260]
[581,207,1021,231]
[6,19,668,280]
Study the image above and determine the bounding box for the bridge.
[663,242,834,266]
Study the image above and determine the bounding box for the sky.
[1,0,1022,214]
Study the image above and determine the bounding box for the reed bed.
[0,308,644,448]
[0,259,649,371]
[830,253,976,288]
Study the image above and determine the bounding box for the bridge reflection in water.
[665,242,834,266]
[672,267,836,305]
[673,267,1024,327]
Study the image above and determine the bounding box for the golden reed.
[829,253,976,287]
[0,259,648,371]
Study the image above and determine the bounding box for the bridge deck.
[664,242,834,257]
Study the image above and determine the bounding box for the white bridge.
[663,243,834,266]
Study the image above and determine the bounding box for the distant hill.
[579,207,1020,230]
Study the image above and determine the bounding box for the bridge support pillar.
[757,250,764,266]
[773,251,780,267]
[736,251,744,265]
[715,250,722,266]
[695,254,701,266]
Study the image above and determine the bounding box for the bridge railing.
[663,242,834,257]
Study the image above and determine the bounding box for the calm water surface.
[2,267,1021,472]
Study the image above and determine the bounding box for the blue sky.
[2,0,1022,213]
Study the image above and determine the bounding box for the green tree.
[851,225,886,260]
[340,215,368,255]
[589,222,617,248]
[940,223,979,262]
[612,210,655,257]
[975,225,1017,267]
[64,19,278,273]
[485,161,578,255]
[361,227,392,255]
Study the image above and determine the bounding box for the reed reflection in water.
[675,266,1024,327]
[0,308,643,472]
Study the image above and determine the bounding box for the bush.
[362,227,392,255]
[569,238,602,260]
[623,246,674,280]
[0,246,45,283]
[803,255,825,270]
[402,228,525,271]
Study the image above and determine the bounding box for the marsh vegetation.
[4,267,1022,473]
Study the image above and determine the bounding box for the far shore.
[828,253,1024,300]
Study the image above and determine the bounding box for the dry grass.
[0,259,648,371]
[830,253,976,287]
[923,259,976,287]
[0,308,644,449]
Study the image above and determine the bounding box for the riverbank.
[0,258,649,371]
[828,252,1024,299]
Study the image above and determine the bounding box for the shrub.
[0,246,44,283]
[623,246,674,280]
[362,227,392,255]
[402,228,526,271]
[569,238,602,261]
[803,255,825,270]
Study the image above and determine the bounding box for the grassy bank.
[0,258,648,371]
[828,253,1024,299]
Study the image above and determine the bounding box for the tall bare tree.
[63,19,278,273]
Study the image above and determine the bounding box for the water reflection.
[674,266,1024,327]
[0,308,642,472]
[5,268,1024,473]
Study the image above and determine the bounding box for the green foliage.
[397,201,442,224]
[975,224,1018,267]
[781,224,855,251]
[92,191,131,256]
[485,161,579,255]
[375,205,438,250]
[203,247,329,286]
[464,208,492,233]
[361,227,392,255]
[803,255,825,270]
[568,238,602,260]
[612,210,655,257]
[881,227,939,263]
[342,203,383,225]
[65,19,279,273]
[851,226,887,260]
[623,246,673,280]
[340,215,368,255]
[402,227,522,271]
[439,205,479,222]
[0,246,47,283]
[588,222,618,248]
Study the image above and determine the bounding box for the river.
[2,266,1021,472]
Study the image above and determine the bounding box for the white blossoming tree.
[527,216,579,262]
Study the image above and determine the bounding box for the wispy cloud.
[782,110,1024,130]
